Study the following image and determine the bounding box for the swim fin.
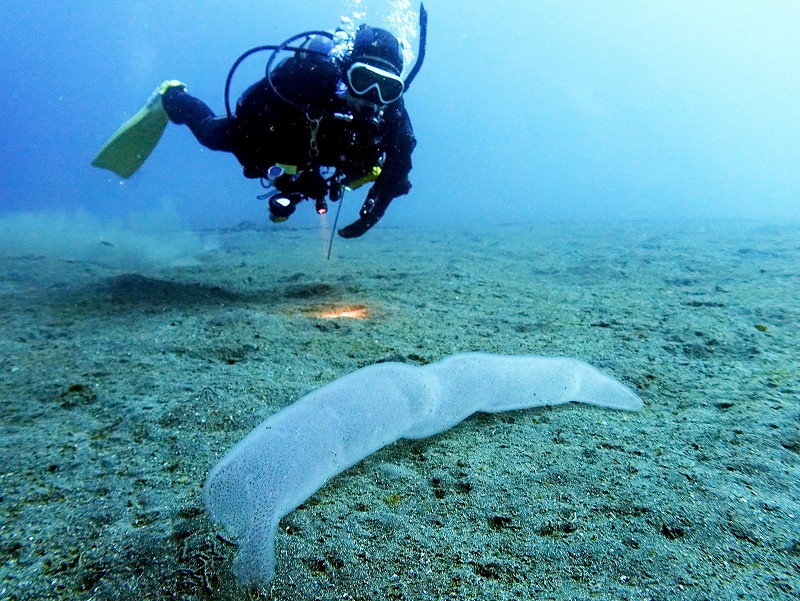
[91,80,185,179]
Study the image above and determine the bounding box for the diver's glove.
[338,191,387,238]
[338,213,378,239]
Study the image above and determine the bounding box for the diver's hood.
[224,3,427,117]
[338,4,427,89]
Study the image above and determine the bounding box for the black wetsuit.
[162,53,416,237]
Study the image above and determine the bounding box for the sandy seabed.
[0,220,798,600]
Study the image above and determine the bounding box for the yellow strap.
[344,166,382,191]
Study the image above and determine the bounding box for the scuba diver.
[92,5,427,239]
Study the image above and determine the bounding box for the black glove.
[338,192,386,239]
[338,213,378,238]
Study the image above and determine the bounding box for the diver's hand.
[338,214,378,238]
[337,191,385,238]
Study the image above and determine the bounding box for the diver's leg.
[162,88,236,152]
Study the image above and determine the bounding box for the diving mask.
[346,61,405,105]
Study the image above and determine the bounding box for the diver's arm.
[372,103,416,200]
[338,103,416,238]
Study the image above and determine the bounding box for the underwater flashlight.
[316,198,328,214]
[268,193,298,222]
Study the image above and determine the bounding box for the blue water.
[2,0,800,231]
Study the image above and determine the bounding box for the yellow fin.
[91,83,179,179]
